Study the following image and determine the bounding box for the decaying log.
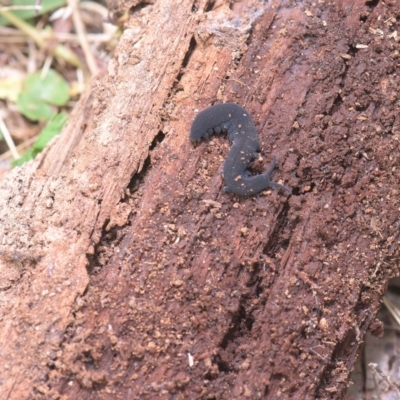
[1,0,399,398]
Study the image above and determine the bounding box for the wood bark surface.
[0,0,399,399]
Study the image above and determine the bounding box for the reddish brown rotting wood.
[0,0,198,398]
[1,0,400,399]
[50,1,400,399]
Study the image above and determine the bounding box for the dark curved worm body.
[190,103,291,196]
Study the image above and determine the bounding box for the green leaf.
[24,69,70,106]
[11,112,68,167]
[0,0,67,26]
[17,69,70,121]
[33,112,68,151]
[17,91,54,121]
